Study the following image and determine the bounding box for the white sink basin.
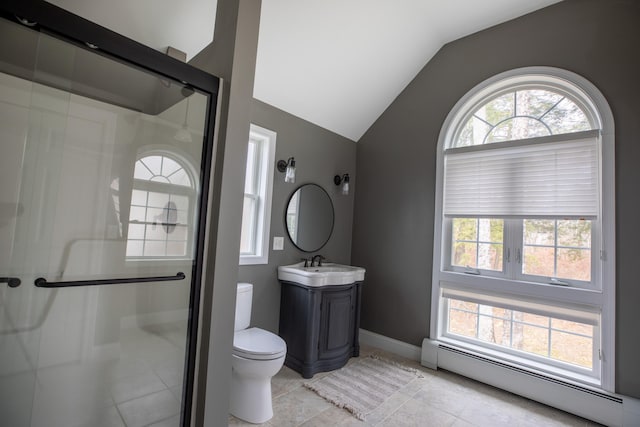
[277,262,366,287]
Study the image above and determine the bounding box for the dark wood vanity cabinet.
[278,281,362,378]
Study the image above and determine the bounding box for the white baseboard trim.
[358,329,421,361]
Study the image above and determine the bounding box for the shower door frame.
[0,1,221,425]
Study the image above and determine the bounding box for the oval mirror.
[285,184,334,252]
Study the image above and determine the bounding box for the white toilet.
[230,282,287,424]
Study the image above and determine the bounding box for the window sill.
[239,255,269,266]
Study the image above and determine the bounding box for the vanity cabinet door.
[279,281,361,378]
[318,288,355,361]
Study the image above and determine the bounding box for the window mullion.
[504,218,522,280]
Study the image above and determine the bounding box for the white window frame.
[239,124,276,265]
[431,67,615,391]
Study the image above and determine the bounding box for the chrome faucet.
[310,254,325,267]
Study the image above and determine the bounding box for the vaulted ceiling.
[47,0,562,141]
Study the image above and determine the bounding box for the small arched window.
[454,88,593,147]
[126,153,196,258]
[432,68,615,391]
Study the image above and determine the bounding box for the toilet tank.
[234,282,253,331]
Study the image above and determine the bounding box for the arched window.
[125,153,197,258]
[432,68,615,390]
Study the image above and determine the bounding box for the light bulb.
[341,180,349,195]
[285,164,296,183]
[284,158,296,183]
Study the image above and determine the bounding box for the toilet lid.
[233,328,287,360]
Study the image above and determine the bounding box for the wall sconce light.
[277,157,296,183]
[334,173,350,195]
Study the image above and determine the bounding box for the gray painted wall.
[189,0,262,424]
[239,99,357,334]
[352,0,640,397]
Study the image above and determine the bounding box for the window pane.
[456,117,492,147]
[170,224,188,241]
[133,161,153,180]
[543,98,591,134]
[452,218,503,271]
[524,219,555,245]
[478,243,503,271]
[523,219,592,282]
[144,240,166,257]
[523,246,555,277]
[168,168,191,187]
[245,141,257,194]
[240,196,256,254]
[476,93,514,126]
[453,242,477,268]
[171,194,189,210]
[478,314,511,346]
[557,248,591,281]
[557,220,591,248]
[141,156,162,176]
[516,323,549,357]
[128,223,145,239]
[551,330,593,368]
[448,309,477,337]
[176,209,189,224]
[131,189,148,206]
[453,218,477,240]
[129,206,146,222]
[148,191,170,208]
[146,207,165,223]
[145,223,167,240]
[161,156,181,177]
[516,89,563,118]
[446,298,595,371]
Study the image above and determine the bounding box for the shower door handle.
[34,272,185,288]
[1,277,21,287]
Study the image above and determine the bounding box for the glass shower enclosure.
[0,3,219,426]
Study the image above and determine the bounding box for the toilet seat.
[233,327,286,361]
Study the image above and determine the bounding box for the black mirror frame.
[284,183,335,253]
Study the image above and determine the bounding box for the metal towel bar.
[34,272,185,288]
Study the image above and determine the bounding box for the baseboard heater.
[423,340,624,426]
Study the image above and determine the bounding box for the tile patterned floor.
[229,345,603,427]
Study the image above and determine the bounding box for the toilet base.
[230,375,274,424]
[229,353,285,424]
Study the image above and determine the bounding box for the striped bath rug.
[303,355,423,420]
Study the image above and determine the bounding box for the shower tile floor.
[229,345,603,427]
[25,322,187,427]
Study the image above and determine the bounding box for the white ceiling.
[45,0,561,141]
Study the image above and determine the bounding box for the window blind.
[443,131,600,218]
[441,284,599,325]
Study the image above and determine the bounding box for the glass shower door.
[0,15,212,427]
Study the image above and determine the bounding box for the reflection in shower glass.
[0,13,213,427]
